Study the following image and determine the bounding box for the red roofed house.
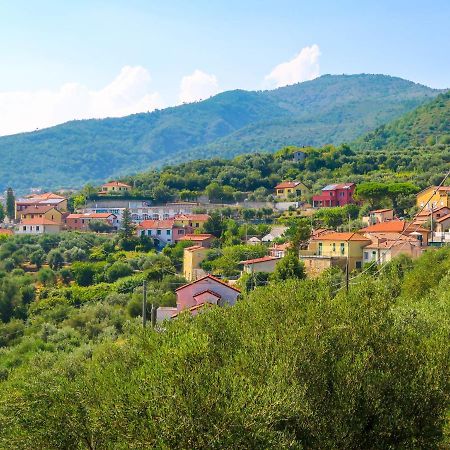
[360,220,429,246]
[183,245,209,281]
[15,192,67,218]
[435,213,450,238]
[174,214,211,230]
[312,183,356,208]
[137,219,192,247]
[179,233,215,248]
[413,206,450,225]
[0,229,13,236]
[16,218,61,234]
[98,181,132,196]
[65,213,118,231]
[240,255,281,274]
[170,275,241,319]
[274,181,309,200]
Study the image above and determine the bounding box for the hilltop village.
[1,161,449,321]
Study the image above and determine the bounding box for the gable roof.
[313,232,371,242]
[322,183,355,191]
[179,233,214,241]
[27,192,65,200]
[175,214,211,221]
[0,229,13,235]
[436,213,450,223]
[137,219,176,229]
[415,206,450,217]
[370,208,393,214]
[240,256,281,265]
[175,274,241,293]
[102,181,131,188]
[193,289,221,299]
[20,218,60,226]
[184,245,205,252]
[275,181,303,189]
[67,213,116,220]
[360,220,429,234]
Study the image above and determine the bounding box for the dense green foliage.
[0,247,449,448]
[356,91,450,150]
[0,74,440,191]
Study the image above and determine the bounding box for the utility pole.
[151,304,157,328]
[142,280,147,328]
[345,256,349,293]
[430,204,434,244]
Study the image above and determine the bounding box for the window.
[166,229,171,235]
[364,251,369,260]
[277,190,283,194]
[157,230,161,235]
[23,226,26,231]
[332,243,336,252]
[36,226,40,231]
[356,261,362,269]
[195,223,199,228]
[147,230,152,236]
[340,243,345,255]
[318,243,322,256]
[178,229,184,235]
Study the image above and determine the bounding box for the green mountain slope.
[0,74,442,191]
[355,91,450,150]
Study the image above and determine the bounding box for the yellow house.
[274,181,309,200]
[310,232,371,271]
[99,181,132,195]
[416,186,450,209]
[175,214,211,230]
[183,245,209,281]
[18,205,63,224]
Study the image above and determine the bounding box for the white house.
[16,218,61,234]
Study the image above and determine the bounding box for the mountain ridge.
[0,73,443,191]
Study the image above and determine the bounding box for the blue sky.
[0,0,448,135]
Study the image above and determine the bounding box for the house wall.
[316,240,368,271]
[417,188,450,209]
[20,208,63,224]
[299,255,347,277]
[242,259,279,274]
[176,278,239,312]
[183,248,208,281]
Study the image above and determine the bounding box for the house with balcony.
[136,219,191,248]
[312,183,356,208]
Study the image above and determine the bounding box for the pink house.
[312,183,356,208]
[171,275,241,318]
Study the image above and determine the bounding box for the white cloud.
[179,69,219,104]
[265,44,321,88]
[0,66,163,136]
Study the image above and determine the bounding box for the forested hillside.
[0,245,449,449]
[356,90,450,150]
[0,74,441,191]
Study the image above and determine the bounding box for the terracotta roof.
[415,206,450,217]
[179,233,214,241]
[171,302,213,318]
[175,214,211,221]
[240,256,281,265]
[20,218,60,226]
[270,242,291,251]
[184,245,205,251]
[193,289,221,299]
[370,208,393,213]
[313,232,371,242]
[102,181,131,188]
[365,239,421,250]
[175,274,241,293]
[137,219,176,229]
[0,229,13,235]
[67,213,115,219]
[436,213,450,223]
[360,221,429,234]
[27,192,65,200]
[275,181,303,189]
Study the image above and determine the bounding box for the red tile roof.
[175,214,211,221]
[67,213,115,219]
[184,245,205,251]
[27,192,65,200]
[137,219,176,229]
[313,232,371,242]
[179,233,214,241]
[20,218,60,226]
[360,220,429,234]
[0,229,13,235]
[175,274,241,293]
[240,256,281,265]
[370,208,393,213]
[275,181,302,189]
[102,181,131,188]
[436,213,450,223]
